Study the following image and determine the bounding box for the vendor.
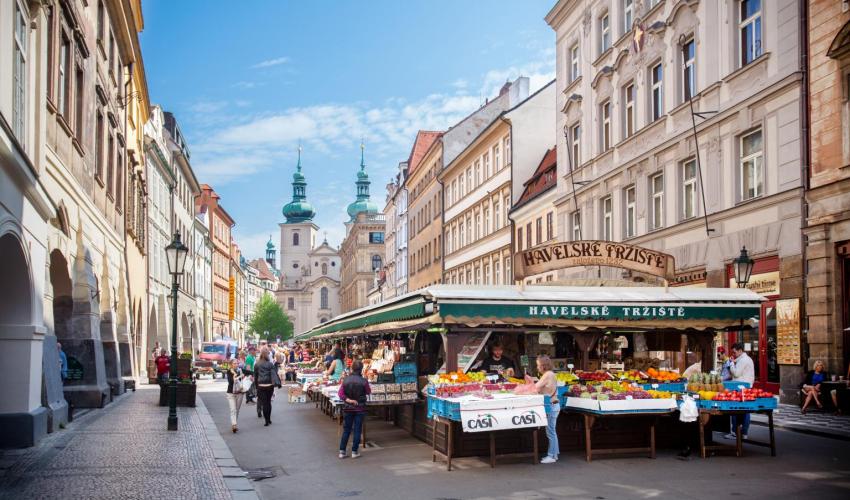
[474,341,516,378]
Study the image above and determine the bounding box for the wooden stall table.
[431,416,539,471]
[565,408,674,462]
[697,408,776,458]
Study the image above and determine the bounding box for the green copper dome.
[282,147,316,223]
[266,236,275,250]
[346,143,379,221]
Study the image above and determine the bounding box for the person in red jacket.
[155,350,171,384]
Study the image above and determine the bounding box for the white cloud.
[233,81,260,89]
[251,56,290,69]
[189,100,229,114]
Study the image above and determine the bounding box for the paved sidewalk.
[0,384,256,500]
[751,403,850,440]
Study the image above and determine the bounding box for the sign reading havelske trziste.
[513,240,675,281]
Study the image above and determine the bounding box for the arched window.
[321,287,328,309]
[287,297,294,310]
[321,263,328,275]
[371,255,382,271]
[292,232,300,246]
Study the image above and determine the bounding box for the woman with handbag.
[254,347,282,426]
[225,360,247,433]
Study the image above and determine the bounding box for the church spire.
[347,140,378,221]
[281,145,316,223]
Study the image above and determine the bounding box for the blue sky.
[140,0,555,260]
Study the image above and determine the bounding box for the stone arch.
[49,250,72,340]
[180,312,191,353]
[148,305,159,356]
[0,233,33,329]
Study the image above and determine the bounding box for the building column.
[65,222,111,408]
[99,249,124,396]
[804,223,842,370]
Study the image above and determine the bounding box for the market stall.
[294,284,772,463]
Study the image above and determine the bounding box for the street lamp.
[733,246,755,289]
[165,230,189,431]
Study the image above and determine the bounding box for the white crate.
[564,397,600,411]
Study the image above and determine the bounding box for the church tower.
[280,147,319,283]
[265,235,276,270]
[346,142,380,221]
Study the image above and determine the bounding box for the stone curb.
[195,394,260,500]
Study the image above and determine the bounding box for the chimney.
[499,80,511,96]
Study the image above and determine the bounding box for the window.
[682,158,697,219]
[483,152,490,179]
[570,124,581,168]
[484,263,491,285]
[493,199,501,229]
[322,263,328,275]
[624,83,635,138]
[446,228,453,254]
[651,63,663,121]
[106,134,115,198]
[474,161,481,187]
[650,172,664,230]
[494,144,501,171]
[13,2,27,143]
[739,129,763,201]
[526,223,532,248]
[287,297,294,310]
[601,100,611,151]
[517,227,523,251]
[320,287,328,309]
[504,136,511,167]
[623,0,633,34]
[683,37,696,101]
[484,207,490,235]
[58,32,71,118]
[739,0,762,67]
[459,221,465,247]
[571,211,581,241]
[602,196,613,240]
[600,13,611,53]
[369,232,384,244]
[475,212,481,240]
[459,173,465,197]
[625,185,636,238]
[466,214,472,243]
[535,218,542,246]
[504,256,512,284]
[494,260,501,285]
[474,265,481,284]
[97,1,105,42]
[466,168,472,191]
[504,195,510,225]
[570,44,580,82]
[292,232,300,246]
[546,212,553,241]
[74,64,84,137]
[116,152,124,211]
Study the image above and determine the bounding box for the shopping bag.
[679,395,698,423]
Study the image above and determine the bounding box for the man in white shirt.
[725,343,755,440]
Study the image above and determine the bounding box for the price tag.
[737,385,745,391]
[567,364,575,371]
[625,396,633,400]
[693,394,700,400]
[450,374,458,381]
[652,384,659,389]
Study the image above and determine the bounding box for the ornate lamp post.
[165,231,189,431]
[733,246,755,288]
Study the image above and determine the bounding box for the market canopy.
[296,285,765,341]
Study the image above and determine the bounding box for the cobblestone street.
[0,385,241,500]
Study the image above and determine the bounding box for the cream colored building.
[510,147,559,284]
[406,132,443,291]
[340,146,385,312]
[547,0,804,397]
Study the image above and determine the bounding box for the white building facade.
[546,0,805,397]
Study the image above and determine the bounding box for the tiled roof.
[513,146,557,211]
[406,131,442,175]
[250,258,277,282]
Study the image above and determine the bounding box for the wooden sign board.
[776,298,801,365]
[514,240,675,281]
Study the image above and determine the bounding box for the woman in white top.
[526,355,560,464]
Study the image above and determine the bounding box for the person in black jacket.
[338,360,371,459]
[254,347,282,426]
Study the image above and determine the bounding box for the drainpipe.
[798,0,810,369]
[122,61,136,378]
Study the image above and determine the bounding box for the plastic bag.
[679,395,698,423]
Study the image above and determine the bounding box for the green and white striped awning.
[295,285,764,341]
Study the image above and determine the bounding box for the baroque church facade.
[273,151,341,335]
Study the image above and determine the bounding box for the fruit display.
[555,371,579,384]
[710,388,774,402]
[646,368,685,382]
[576,370,614,381]
[646,390,676,399]
[433,370,487,384]
[612,370,649,382]
[566,384,654,400]
[687,372,724,392]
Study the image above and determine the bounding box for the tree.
[248,293,293,341]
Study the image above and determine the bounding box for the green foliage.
[248,293,293,341]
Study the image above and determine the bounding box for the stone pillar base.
[119,342,133,377]
[63,384,110,409]
[0,407,48,448]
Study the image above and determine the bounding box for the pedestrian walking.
[57,342,68,382]
[244,347,257,404]
[338,360,371,459]
[226,361,246,433]
[254,347,281,426]
[155,349,170,384]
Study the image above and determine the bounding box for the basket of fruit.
[686,373,725,393]
[697,388,777,410]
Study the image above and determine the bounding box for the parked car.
[196,341,237,378]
